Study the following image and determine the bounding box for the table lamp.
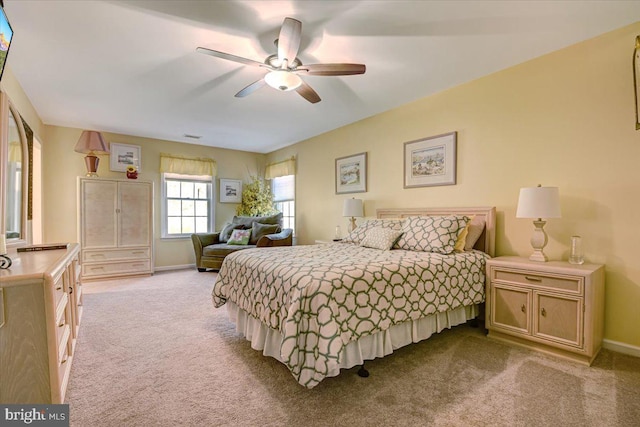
[75,131,109,176]
[516,185,561,262]
[343,198,364,233]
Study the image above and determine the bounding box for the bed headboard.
[376,206,496,257]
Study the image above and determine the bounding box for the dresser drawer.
[53,276,66,308]
[82,248,150,262]
[54,292,70,346]
[82,260,151,278]
[492,268,582,294]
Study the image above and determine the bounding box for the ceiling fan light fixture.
[264,70,302,92]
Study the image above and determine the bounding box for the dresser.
[0,244,82,403]
[78,177,153,280]
[485,256,605,365]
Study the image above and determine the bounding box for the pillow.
[250,222,281,244]
[464,216,486,251]
[232,212,283,229]
[360,227,403,250]
[396,215,469,254]
[454,216,473,252]
[227,229,251,245]
[341,219,404,245]
[220,223,246,242]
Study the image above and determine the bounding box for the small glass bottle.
[334,225,342,241]
[569,235,584,265]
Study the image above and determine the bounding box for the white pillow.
[360,227,403,250]
[341,219,403,245]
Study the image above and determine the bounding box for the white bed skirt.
[226,302,479,380]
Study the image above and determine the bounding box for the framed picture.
[110,143,141,172]
[219,179,242,203]
[335,152,367,194]
[403,132,457,188]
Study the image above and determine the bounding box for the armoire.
[77,177,153,280]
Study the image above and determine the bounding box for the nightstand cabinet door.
[534,292,582,347]
[492,284,530,334]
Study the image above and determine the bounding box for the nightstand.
[485,256,605,365]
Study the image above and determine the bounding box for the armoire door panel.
[81,180,117,248]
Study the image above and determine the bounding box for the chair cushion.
[220,223,248,242]
[228,229,251,245]
[232,212,283,229]
[203,243,257,257]
[250,222,281,244]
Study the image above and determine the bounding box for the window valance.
[160,153,217,176]
[265,156,296,179]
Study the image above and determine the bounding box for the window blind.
[272,175,295,202]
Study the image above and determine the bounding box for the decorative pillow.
[250,222,281,244]
[220,223,246,242]
[341,219,404,245]
[464,216,486,251]
[227,229,251,245]
[396,215,469,254]
[454,216,473,252]
[232,212,283,229]
[360,227,403,250]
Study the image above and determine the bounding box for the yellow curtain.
[159,153,217,176]
[8,140,22,163]
[265,156,296,179]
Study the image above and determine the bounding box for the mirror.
[6,107,22,240]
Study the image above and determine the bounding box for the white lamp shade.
[264,70,302,91]
[343,198,364,217]
[516,186,561,219]
[74,131,109,154]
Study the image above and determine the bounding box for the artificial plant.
[236,176,277,216]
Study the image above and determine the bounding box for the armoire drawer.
[82,248,150,262]
[82,260,151,278]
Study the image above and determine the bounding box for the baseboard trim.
[603,339,640,358]
[153,264,195,272]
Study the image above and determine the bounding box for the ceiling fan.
[196,17,366,104]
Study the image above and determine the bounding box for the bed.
[212,207,496,388]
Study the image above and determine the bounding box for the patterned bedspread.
[212,242,489,388]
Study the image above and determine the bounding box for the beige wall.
[0,67,44,138]
[41,126,265,268]
[267,23,640,348]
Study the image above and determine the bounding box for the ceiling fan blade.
[297,63,366,76]
[295,81,321,104]
[277,17,302,63]
[196,47,270,69]
[235,79,267,98]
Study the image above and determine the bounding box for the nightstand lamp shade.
[75,131,110,176]
[516,185,561,262]
[343,198,364,233]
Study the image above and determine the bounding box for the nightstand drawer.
[493,269,582,293]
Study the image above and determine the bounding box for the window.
[272,175,295,233]
[161,173,214,238]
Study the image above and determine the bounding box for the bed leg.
[357,364,370,378]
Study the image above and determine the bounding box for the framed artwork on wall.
[220,178,242,203]
[110,142,141,172]
[403,132,457,188]
[335,152,367,194]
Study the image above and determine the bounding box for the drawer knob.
[58,322,64,327]
[541,308,547,317]
[55,286,62,291]
[525,276,542,282]
[521,304,526,313]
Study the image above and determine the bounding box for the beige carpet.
[66,270,640,426]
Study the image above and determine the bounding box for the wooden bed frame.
[376,206,496,257]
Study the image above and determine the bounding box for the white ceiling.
[4,1,640,153]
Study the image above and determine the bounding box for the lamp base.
[529,219,549,262]
[348,217,358,233]
[84,154,100,177]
